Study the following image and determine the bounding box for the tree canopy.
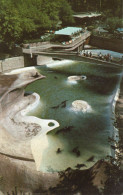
[0,0,122,49]
[67,0,123,18]
[0,0,74,48]
[106,17,123,33]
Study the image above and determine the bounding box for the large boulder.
[71,100,92,112]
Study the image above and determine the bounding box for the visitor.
[104,55,107,61]
[109,54,113,62]
[89,51,92,58]
[107,53,110,61]
[86,51,88,57]
[83,50,86,56]
[99,52,102,60]
[121,56,123,64]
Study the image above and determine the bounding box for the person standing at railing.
[83,50,86,56]
[89,51,92,58]
[99,52,102,60]
[86,51,89,57]
[121,56,123,64]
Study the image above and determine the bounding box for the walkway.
[23,32,91,54]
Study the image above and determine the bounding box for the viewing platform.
[22,30,91,55]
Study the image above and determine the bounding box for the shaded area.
[49,161,122,195]
[37,160,122,195]
[115,78,123,170]
[0,74,18,96]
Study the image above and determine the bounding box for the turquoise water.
[26,59,122,172]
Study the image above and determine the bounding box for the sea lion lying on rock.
[68,75,87,82]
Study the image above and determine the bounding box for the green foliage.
[59,0,74,25]
[0,0,122,49]
[0,0,22,48]
[0,0,74,49]
[106,17,123,33]
[67,0,123,17]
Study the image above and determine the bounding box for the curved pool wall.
[26,59,123,172]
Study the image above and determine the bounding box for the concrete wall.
[24,54,37,67]
[0,56,24,72]
[37,55,53,65]
[90,35,123,53]
[85,37,90,45]
[0,61,2,72]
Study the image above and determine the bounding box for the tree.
[0,0,23,48]
[0,0,74,48]
[106,17,123,33]
[67,0,123,17]
[59,0,74,26]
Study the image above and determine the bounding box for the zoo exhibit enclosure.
[25,58,123,172]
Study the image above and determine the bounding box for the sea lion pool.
[26,59,123,172]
